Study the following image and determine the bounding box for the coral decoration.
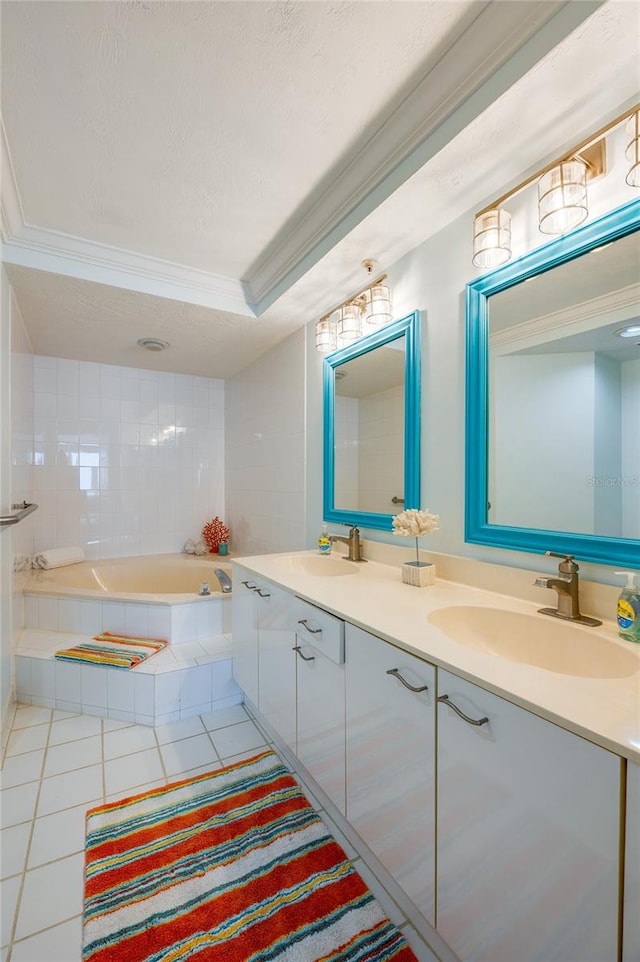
[202,516,230,553]
[392,508,439,567]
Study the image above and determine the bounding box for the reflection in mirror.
[323,310,420,532]
[334,338,405,513]
[488,230,640,538]
[465,198,640,567]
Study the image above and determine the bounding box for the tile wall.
[23,357,225,559]
[225,328,307,555]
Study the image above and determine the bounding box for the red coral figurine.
[202,516,230,553]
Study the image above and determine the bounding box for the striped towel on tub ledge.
[54,632,168,669]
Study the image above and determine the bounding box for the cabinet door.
[345,624,436,924]
[231,566,259,705]
[296,639,345,814]
[437,670,620,962]
[624,759,640,962]
[258,583,297,753]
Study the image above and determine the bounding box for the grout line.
[100,719,106,801]
[152,727,169,784]
[9,912,82,951]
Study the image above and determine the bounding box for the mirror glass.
[324,311,420,532]
[466,199,640,566]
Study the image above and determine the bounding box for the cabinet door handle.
[297,619,322,634]
[241,580,257,590]
[255,588,271,597]
[293,645,315,661]
[437,694,489,727]
[386,668,429,693]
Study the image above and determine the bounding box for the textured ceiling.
[2,0,638,376]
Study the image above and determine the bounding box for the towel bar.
[0,502,39,527]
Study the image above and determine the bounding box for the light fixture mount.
[137,337,170,352]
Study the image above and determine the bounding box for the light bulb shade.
[315,317,337,354]
[538,161,588,234]
[336,302,363,347]
[472,208,512,268]
[365,283,393,327]
[625,111,640,188]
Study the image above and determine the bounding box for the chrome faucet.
[329,524,367,563]
[534,552,601,626]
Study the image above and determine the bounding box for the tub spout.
[215,568,232,593]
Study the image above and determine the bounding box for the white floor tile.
[104,748,165,796]
[103,778,166,805]
[49,715,102,746]
[0,823,31,880]
[166,762,222,783]
[0,750,44,790]
[12,707,52,731]
[102,718,133,732]
[0,782,39,828]
[160,734,219,778]
[209,720,266,760]
[11,915,82,962]
[1,874,21,945]
[43,736,102,778]
[154,715,205,745]
[103,724,157,760]
[200,704,248,731]
[37,765,103,818]
[14,852,85,940]
[28,804,89,868]
[52,709,80,722]
[5,726,49,758]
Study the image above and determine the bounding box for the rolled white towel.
[32,547,85,569]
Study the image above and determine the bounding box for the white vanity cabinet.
[436,669,621,962]
[623,759,640,962]
[294,601,346,814]
[345,624,436,924]
[231,565,263,705]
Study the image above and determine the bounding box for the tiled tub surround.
[23,554,233,643]
[17,554,237,724]
[15,630,241,726]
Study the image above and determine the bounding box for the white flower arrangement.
[392,508,439,567]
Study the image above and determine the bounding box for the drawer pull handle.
[241,581,257,590]
[386,668,428,693]
[293,645,315,662]
[255,588,271,598]
[437,694,489,727]
[297,619,322,634]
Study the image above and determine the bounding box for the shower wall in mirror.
[466,198,640,567]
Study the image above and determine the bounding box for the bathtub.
[23,553,233,645]
[26,553,232,603]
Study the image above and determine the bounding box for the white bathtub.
[26,553,232,603]
[23,553,232,644]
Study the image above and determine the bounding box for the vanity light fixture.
[625,109,640,187]
[471,102,639,267]
[314,259,393,354]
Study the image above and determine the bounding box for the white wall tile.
[195,601,223,641]
[155,672,180,715]
[106,671,135,712]
[79,601,103,635]
[30,660,55,698]
[124,604,150,638]
[102,602,126,634]
[57,599,81,633]
[133,673,155,716]
[211,659,241,702]
[180,665,211,710]
[80,665,108,708]
[55,661,81,703]
[15,656,32,698]
[147,605,171,640]
[24,596,38,629]
[37,597,58,631]
[171,604,197,643]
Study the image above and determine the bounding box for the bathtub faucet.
[214,568,232,593]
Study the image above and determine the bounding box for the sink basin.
[428,606,639,678]
[272,555,360,577]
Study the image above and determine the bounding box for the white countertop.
[233,551,640,763]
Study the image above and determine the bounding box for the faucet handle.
[545,551,578,573]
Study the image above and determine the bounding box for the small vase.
[402,561,436,587]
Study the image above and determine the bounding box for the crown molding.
[491,283,640,355]
[245,0,604,314]
[1,223,255,317]
[0,117,25,241]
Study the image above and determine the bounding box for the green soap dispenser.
[615,571,640,643]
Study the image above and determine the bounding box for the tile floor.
[1,702,439,962]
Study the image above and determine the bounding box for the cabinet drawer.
[294,598,344,664]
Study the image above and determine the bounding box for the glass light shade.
[472,208,512,268]
[336,303,363,347]
[365,284,393,328]
[624,111,640,188]
[315,317,337,354]
[538,161,588,234]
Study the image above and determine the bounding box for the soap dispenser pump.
[615,571,640,643]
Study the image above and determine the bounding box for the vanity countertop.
[233,551,640,763]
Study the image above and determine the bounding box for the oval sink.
[428,606,639,678]
[272,555,360,577]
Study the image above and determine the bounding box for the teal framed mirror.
[466,198,640,566]
[323,310,421,531]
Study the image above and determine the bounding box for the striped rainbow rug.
[56,632,168,669]
[83,750,417,962]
